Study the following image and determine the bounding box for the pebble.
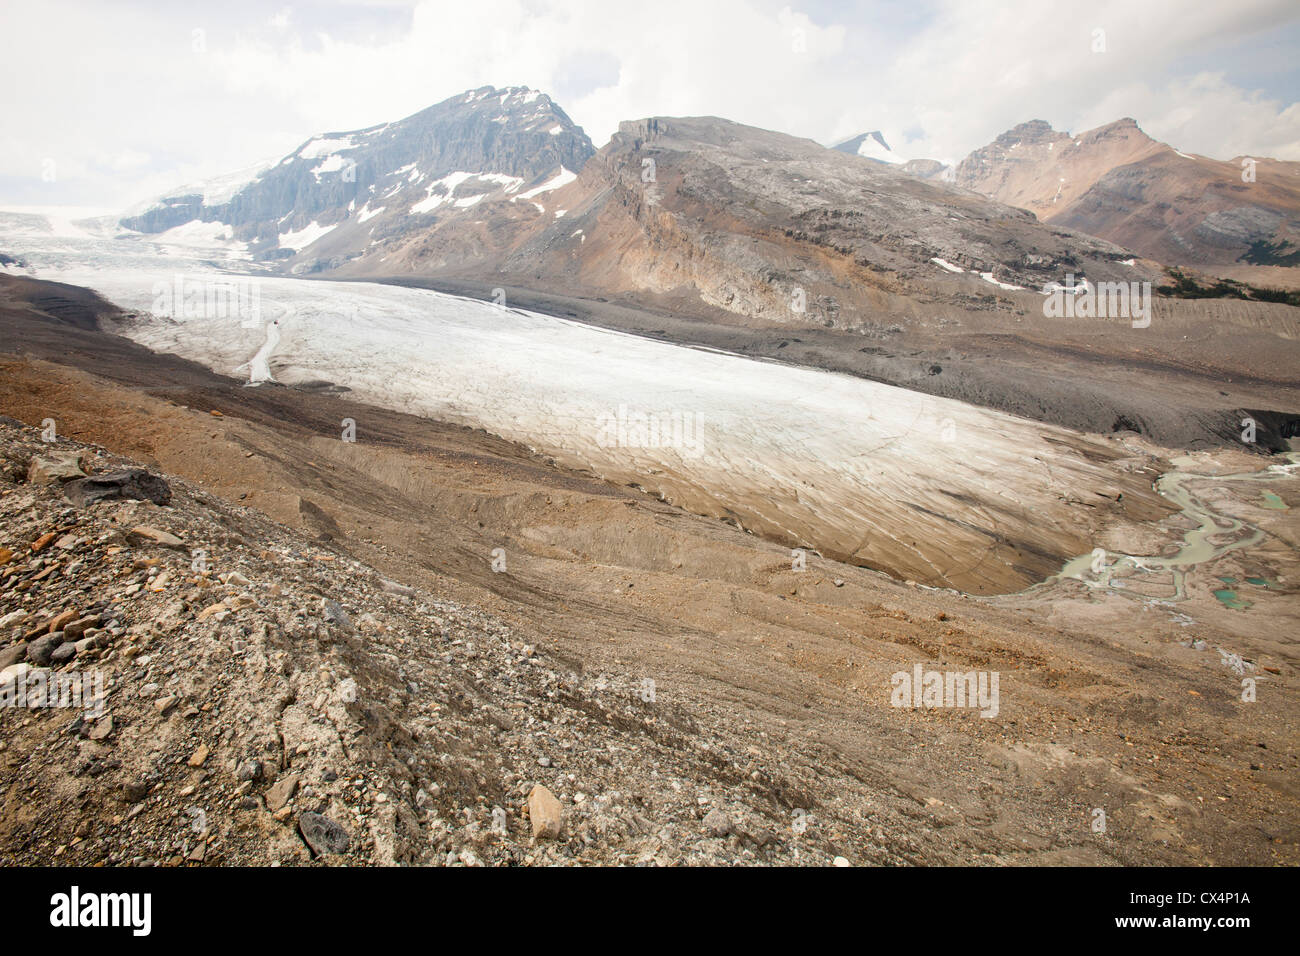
[86,716,113,741]
[121,781,149,803]
[322,599,354,633]
[0,643,26,669]
[64,616,100,640]
[265,774,299,812]
[47,609,78,633]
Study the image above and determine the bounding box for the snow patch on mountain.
[979,271,1024,291]
[832,131,904,165]
[293,136,356,162]
[311,153,354,181]
[114,86,595,268]
[409,171,526,215]
[279,220,337,251]
[515,166,576,201]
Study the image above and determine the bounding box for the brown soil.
[1,278,1297,865]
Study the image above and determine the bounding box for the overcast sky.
[2,0,1298,210]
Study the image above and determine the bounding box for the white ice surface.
[153,219,236,246]
[0,224,1122,587]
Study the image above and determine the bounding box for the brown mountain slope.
[955,118,1300,268]
[340,115,1147,323]
[955,119,1166,220]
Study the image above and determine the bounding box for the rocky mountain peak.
[995,119,1061,145]
[831,130,904,165]
[951,114,1300,265]
[119,85,595,265]
[1083,116,1153,143]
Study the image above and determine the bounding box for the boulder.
[63,469,171,507]
[298,812,351,856]
[26,634,61,667]
[703,807,733,837]
[126,526,185,548]
[27,452,86,484]
[528,784,564,840]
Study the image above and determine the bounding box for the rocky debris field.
[0,417,873,866]
[0,313,1295,866]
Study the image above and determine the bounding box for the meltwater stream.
[1048,452,1299,602]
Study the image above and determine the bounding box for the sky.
[2,0,1298,210]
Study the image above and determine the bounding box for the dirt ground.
[1,277,1296,865]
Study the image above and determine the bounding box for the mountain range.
[120,86,594,271]
[830,118,1300,269]
[121,88,1151,310]
[93,85,1300,455]
[118,86,1300,294]
[948,117,1300,268]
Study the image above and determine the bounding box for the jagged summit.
[119,86,595,267]
[992,119,1060,145]
[954,116,1299,264]
[831,130,903,164]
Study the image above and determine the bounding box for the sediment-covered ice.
[2,226,1139,591]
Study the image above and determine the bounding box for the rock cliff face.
[119,86,595,267]
[954,118,1300,267]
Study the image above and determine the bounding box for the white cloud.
[0,0,1296,210]
[1084,73,1300,160]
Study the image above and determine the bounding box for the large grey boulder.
[63,468,171,507]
